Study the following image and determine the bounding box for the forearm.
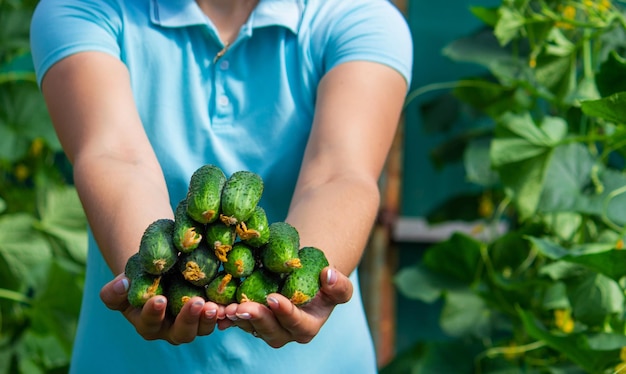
[73,155,172,275]
[285,173,380,275]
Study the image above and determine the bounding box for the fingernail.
[326,268,337,286]
[205,309,217,319]
[267,296,279,308]
[153,296,166,311]
[190,299,204,313]
[113,277,129,294]
[236,312,251,320]
[227,314,238,321]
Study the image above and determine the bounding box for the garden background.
[4,0,626,373]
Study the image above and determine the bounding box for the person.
[29,0,413,372]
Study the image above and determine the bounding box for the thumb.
[100,273,130,311]
[319,267,353,306]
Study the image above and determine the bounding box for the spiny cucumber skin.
[261,222,300,273]
[186,164,227,224]
[173,199,205,253]
[280,273,319,306]
[205,272,239,305]
[236,269,281,306]
[220,171,264,223]
[280,247,329,306]
[240,206,270,248]
[298,246,330,271]
[138,219,178,275]
[223,242,256,278]
[165,276,207,317]
[178,243,221,287]
[124,252,145,280]
[127,273,163,308]
[205,221,236,247]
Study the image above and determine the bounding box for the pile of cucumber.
[124,164,328,316]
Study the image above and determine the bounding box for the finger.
[132,295,169,340]
[168,296,206,344]
[236,299,296,347]
[265,294,316,344]
[99,273,130,311]
[318,267,353,306]
[197,302,219,336]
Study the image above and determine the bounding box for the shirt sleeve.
[29,0,123,87]
[306,0,414,88]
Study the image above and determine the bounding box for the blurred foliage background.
[0,0,87,373]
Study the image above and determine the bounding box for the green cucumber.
[178,242,220,287]
[236,206,270,248]
[186,164,227,224]
[205,221,236,262]
[261,222,301,273]
[165,275,206,317]
[138,218,178,275]
[124,252,144,280]
[236,268,281,306]
[280,246,329,306]
[219,170,263,226]
[127,273,163,308]
[205,271,239,305]
[223,242,256,278]
[173,199,204,253]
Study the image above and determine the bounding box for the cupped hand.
[217,267,353,348]
[100,273,225,345]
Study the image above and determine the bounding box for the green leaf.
[596,51,626,97]
[534,53,576,102]
[581,91,626,124]
[422,232,483,284]
[28,260,84,355]
[394,262,465,303]
[567,272,623,326]
[442,29,529,85]
[36,186,87,264]
[394,265,442,303]
[528,236,570,259]
[498,153,551,220]
[587,332,626,351]
[469,6,499,27]
[529,236,626,280]
[542,282,570,310]
[492,113,566,219]
[0,213,52,289]
[440,289,492,338]
[537,143,596,213]
[464,138,500,187]
[519,308,619,373]
[494,6,525,46]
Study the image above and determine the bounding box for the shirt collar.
[150,0,303,34]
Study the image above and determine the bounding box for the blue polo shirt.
[31,0,413,372]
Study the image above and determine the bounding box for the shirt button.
[218,96,230,107]
[219,60,229,70]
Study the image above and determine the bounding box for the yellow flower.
[616,239,624,250]
[14,164,30,182]
[478,193,494,218]
[556,5,576,29]
[529,56,537,68]
[554,309,575,333]
[29,138,45,157]
[503,342,519,361]
[620,346,626,362]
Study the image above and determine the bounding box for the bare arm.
[41,51,220,343]
[287,60,407,275]
[224,60,408,347]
